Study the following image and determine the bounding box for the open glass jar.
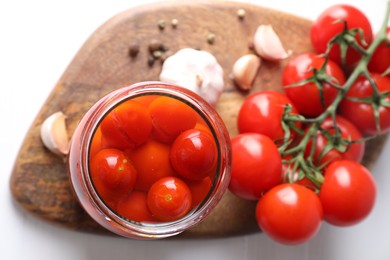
[68,81,231,239]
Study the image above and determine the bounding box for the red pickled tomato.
[90,149,137,202]
[149,96,198,143]
[194,121,213,136]
[133,95,156,107]
[90,126,104,159]
[127,139,176,192]
[100,100,152,150]
[170,129,218,181]
[186,177,213,208]
[147,177,192,222]
[116,191,155,222]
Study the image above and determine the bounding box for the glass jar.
[68,81,231,239]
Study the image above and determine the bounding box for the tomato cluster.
[89,95,217,223]
[229,4,389,245]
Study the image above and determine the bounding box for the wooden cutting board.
[10,0,388,238]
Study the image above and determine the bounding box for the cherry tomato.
[229,133,282,200]
[256,183,323,245]
[127,139,176,192]
[149,96,198,143]
[133,95,156,107]
[186,177,212,208]
[116,191,155,222]
[194,121,213,136]
[100,100,152,149]
[90,126,104,159]
[237,91,301,141]
[368,27,390,74]
[282,53,346,117]
[147,176,192,221]
[339,73,390,135]
[304,115,365,165]
[320,160,376,226]
[90,149,137,201]
[310,4,373,65]
[170,129,218,181]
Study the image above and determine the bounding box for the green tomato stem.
[281,0,390,188]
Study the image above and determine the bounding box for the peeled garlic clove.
[40,111,70,156]
[232,54,261,90]
[253,25,292,61]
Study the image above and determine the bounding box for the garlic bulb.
[159,48,224,106]
[40,111,70,157]
[253,25,292,61]
[232,54,261,90]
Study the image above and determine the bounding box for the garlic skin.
[40,111,70,157]
[159,48,224,106]
[232,54,261,90]
[253,25,292,61]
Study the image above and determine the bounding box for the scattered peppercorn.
[158,19,166,30]
[207,33,216,44]
[147,55,155,67]
[128,43,140,58]
[171,19,178,28]
[160,44,169,52]
[152,50,162,59]
[149,39,163,52]
[237,9,246,20]
[146,39,170,66]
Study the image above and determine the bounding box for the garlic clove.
[232,54,261,91]
[40,111,70,157]
[253,25,292,61]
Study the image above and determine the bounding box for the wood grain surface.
[9,0,388,238]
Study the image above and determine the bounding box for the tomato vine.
[279,1,390,190]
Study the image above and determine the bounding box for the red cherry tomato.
[368,27,390,74]
[320,160,376,226]
[147,177,192,221]
[90,149,137,201]
[304,115,365,165]
[100,100,152,149]
[229,133,282,200]
[127,139,176,192]
[256,183,323,245]
[237,91,301,141]
[186,177,212,208]
[170,129,217,181]
[90,126,104,159]
[116,191,156,222]
[282,53,346,117]
[339,73,390,135]
[310,4,373,65]
[149,96,198,143]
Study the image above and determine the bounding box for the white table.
[1,0,389,259]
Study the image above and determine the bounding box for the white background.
[1,0,389,259]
